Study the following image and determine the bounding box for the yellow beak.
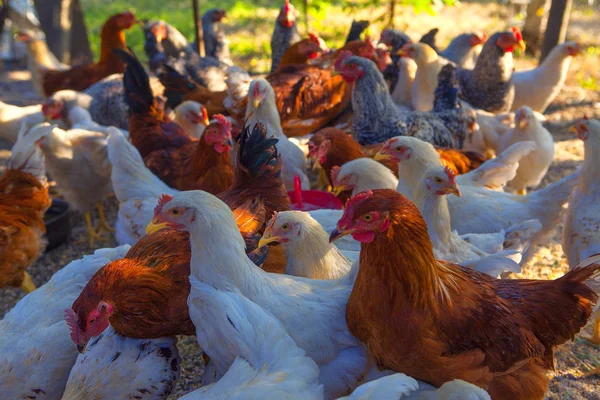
[444,186,461,197]
[258,234,281,249]
[374,150,393,161]
[332,184,352,196]
[329,228,350,243]
[517,40,526,51]
[569,126,579,134]
[146,220,169,235]
[395,49,406,57]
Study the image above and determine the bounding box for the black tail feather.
[113,48,154,115]
[419,28,439,53]
[345,20,370,44]
[237,122,280,180]
[157,65,198,109]
[433,64,460,112]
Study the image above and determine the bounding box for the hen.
[277,33,329,70]
[201,8,232,65]
[497,106,555,194]
[331,158,398,198]
[258,211,356,279]
[270,0,301,72]
[338,55,471,147]
[41,12,137,96]
[456,28,525,113]
[0,124,52,293]
[143,114,234,193]
[0,99,47,144]
[331,189,600,400]
[149,191,371,398]
[512,41,582,112]
[563,117,600,345]
[0,246,130,399]
[439,32,488,69]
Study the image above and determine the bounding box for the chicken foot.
[581,316,600,346]
[96,203,115,233]
[20,271,36,293]
[84,212,111,247]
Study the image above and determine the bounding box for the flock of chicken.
[0,2,599,399]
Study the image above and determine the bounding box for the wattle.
[352,231,376,243]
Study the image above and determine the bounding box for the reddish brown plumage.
[41,12,136,96]
[0,170,51,289]
[437,148,488,175]
[343,189,600,400]
[143,119,234,193]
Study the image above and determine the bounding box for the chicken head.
[569,116,591,141]
[204,114,234,153]
[41,99,65,121]
[335,50,365,83]
[114,11,138,30]
[374,137,413,163]
[278,0,296,28]
[496,27,526,53]
[423,166,462,197]
[65,301,114,353]
[258,211,300,248]
[330,165,357,196]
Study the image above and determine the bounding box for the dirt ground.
[1,1,599,398]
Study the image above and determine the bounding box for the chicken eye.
[89,318,96,325]
[435,177,443,183]
[395,146,402,151]
[362,214,373,221]
[281,223,290,230]
[170,208,181,216]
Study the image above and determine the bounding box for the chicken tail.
[8,122,55,181]
[113,48,154,115]
[344,20,370,44]
[158,65,198,110]
[106,127,175,202]
[419,28,439,52]
[433,64,460,112]
[236,122,281,181]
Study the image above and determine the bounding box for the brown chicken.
[330,189,600,400]
[0,126,52,293]
[115,48,195,159]
[144,114,234,193]
[276,33,329,69]
[41,12,137,97]
[67,122,290,351]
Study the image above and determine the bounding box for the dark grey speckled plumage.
[270,17,300,73]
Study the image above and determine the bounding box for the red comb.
[444,166,457,183]
[511,27,523,42]
[154,194,173,215]
[584,115,589,121]
[331,165,341,185]
[266,211,278,230]
[334,50,353,71]
[338,190,373,228]
[213,114,232,132]
[252,82,262,99]
[308,32,319,44]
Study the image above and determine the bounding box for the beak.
[374,149,393,161]
[395,49,406,57]
[516,40,526,51]
[146,219,169,235]
[445,186,461,197]
[258,235,281,249]
[203,115,210,126]
[77,342,87,354]
[569,125,580,136]
[332,184,352,196]
[329,228,350,243]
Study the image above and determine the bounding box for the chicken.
[277,33,329,69]
[375,136,579,262]
[40,12,137,96]
[245,78,310,190]
[0,99,47,144]
[144,19,192,60]
[148,191,370,398]
[115,48,195,159]
[27,123,114,246]
[390,57,417,109]
[258,211,356,279]
[201,8,232,65]
[563,118,600,345]
[14,29,69,98]
[456,28,525,113]
[143,114,234,192]
[0,123,52,293]
[439,32,488,69]
[437,148,489,175]
[61,327,180,399]
[330,189,600,400]
[270,0,301,72]
[338,54,471,148]
[414,166,541,275]
[397,43,448,112]
[512,41,582,112]
[331,158,398,197]
[0,246,130,399]
[344,20,370,44]
[181,281,323,399]
[172,100,210,139]
[497,106,555,194]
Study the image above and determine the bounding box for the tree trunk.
[192,0,204,56]
[522,0,548,56]
[69,0,92,65]
[302,0,309,34]
[540,0,572,62]
[387,0,397,29]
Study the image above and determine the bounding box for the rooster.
[330,189,600,400]
[337,56,471,148]
[456,28,526,113]
[0,123,53,293]
[41,12,137,96]
[270,0,301,72]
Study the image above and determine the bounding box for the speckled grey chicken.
[439,32,487,68]
[337,53,470,148]
[143,21,229,92]
[270,0,301,73]
[456,28,525,113]
[199,9,232,65]
[143,20,192,60]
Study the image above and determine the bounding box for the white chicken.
[0,246,129,399]
[0,100,48,144]
[172,100,211,139]
[398,42,448,112]
[245,78,310,190]
[62,327,180,399]
[147,190,370,398]
[414,166,541,276]
[562,118,600,345]
[182,280,323,399]
[512,41,582,113]
[331,158,398,197]
[376,136,579,261]
[497,106,555,194]
[258,211,357,279]
[391,58,417,109]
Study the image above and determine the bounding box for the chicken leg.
[517,189,527,195]
[84,212,109,247]
[20,271,36,293]
[96,202,115,233]
[581,315,600,345]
